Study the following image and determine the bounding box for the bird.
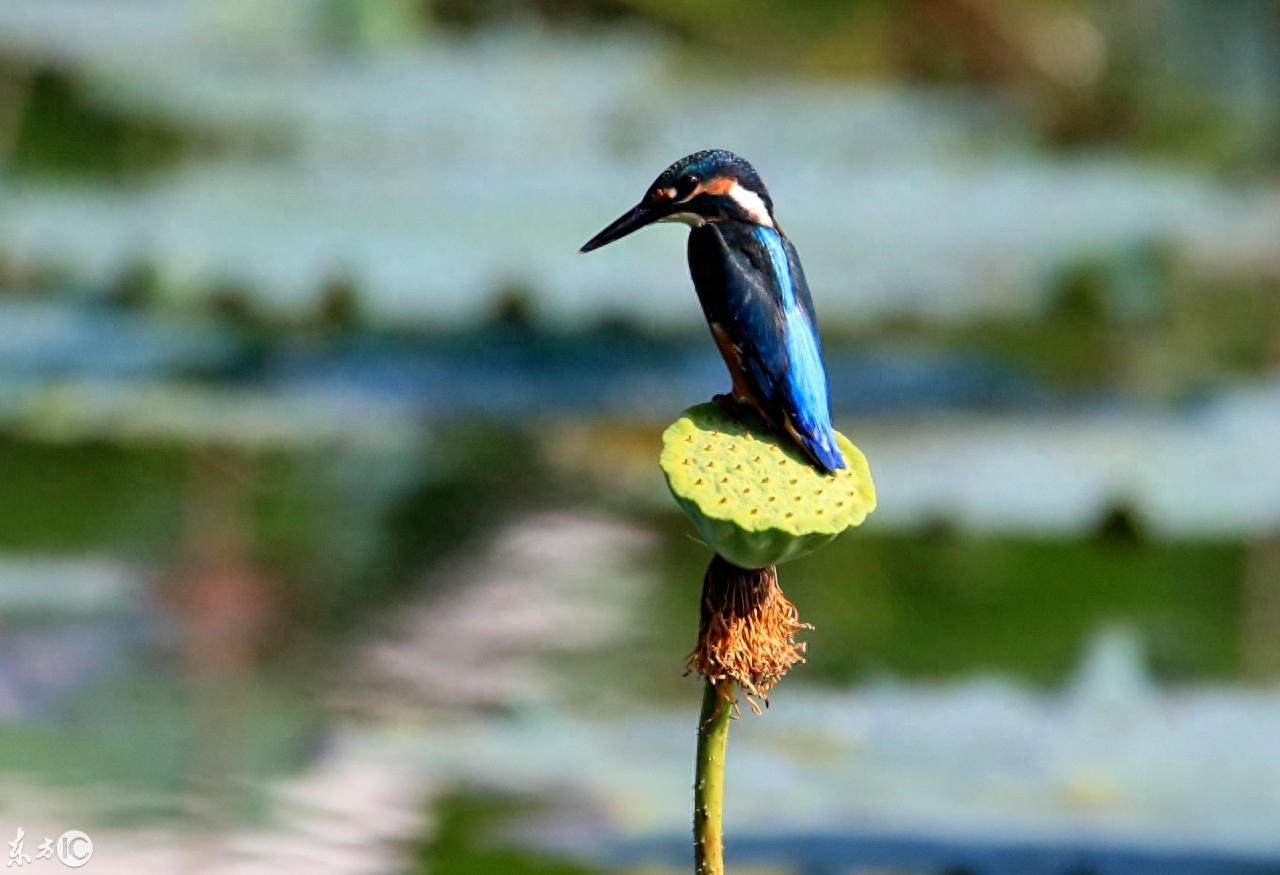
[580,149,845,473]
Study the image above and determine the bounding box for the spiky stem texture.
[693,678,732,875]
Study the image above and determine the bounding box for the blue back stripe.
[753,227,834,438]
[755,227,797,311]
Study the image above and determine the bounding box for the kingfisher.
[580,149,845,473]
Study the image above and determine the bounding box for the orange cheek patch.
[701,177,736,196]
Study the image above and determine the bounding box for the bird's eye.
[676,174,700,199]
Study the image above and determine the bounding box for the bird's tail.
[785,420,845,474]
[804,428,846,474]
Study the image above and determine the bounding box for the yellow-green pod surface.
[660,403,876,569]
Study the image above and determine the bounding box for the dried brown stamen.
[687,555,810,714]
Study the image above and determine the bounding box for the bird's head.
[580,149,775,253]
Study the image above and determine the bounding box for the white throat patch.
[727,182,774,227]
[660,211,707,227]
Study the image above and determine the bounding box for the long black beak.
[579,203,659,253]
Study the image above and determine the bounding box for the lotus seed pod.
[660,403,876,569]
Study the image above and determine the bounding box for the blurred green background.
[0,1,1278,873]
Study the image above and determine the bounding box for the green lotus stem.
[693,678,732,875]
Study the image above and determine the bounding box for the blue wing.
[687,223,845,472]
